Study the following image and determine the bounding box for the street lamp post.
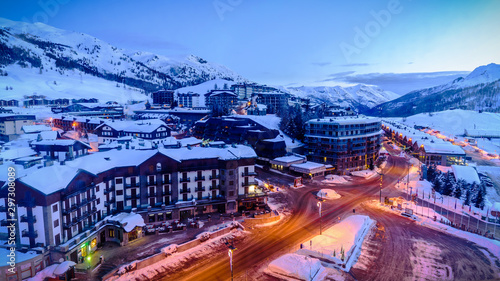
[228,246,236,281]
[379,173,383,203]
[317,202,322,235]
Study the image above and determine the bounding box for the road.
[154,154,500,281]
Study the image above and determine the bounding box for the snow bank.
[266,253,325,281]
[297,215,375,271]
[351,170,378,179]
[322,175,349,184]
[317,189,341,200]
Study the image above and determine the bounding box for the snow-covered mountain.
[370,63,500,117]
[287,84,400,112]
[0,18,246,102]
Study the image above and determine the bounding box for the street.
[153,154,500,281]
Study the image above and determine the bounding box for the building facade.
[152,90,175,106]
[177,92,201,108]
[253,92,289,114]
[230,83,278,99]
[0,145,262,266]
[304,116,382,174]
[0,114,36,141]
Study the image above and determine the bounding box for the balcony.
[162,179,172,184]
[162,190,172,196]
[20,215,36,223]
[63,223,71,229]
[147,180,157,185]
[125,182,140,188]
[210,185,220,190]
[180,188,191,194]
[241,171,257,177]
[195,176,205,181]
[179,177,191,183]
[104,186,115,194]
[195,186,205,192]
[209,175,220,180]
[242,181,258,187]
[22,230,38,238]
[147,192,157,197]
[125,194,139,200]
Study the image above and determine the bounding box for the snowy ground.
[317,189,341,200]
[297,215,375,271]
[265,253,326,281]
[366,200,500,263]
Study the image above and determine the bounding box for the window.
[229,170,233,176]
[229,181,234,186]
[149,214,155,223]
[157,213,164,221]
[109,229,115,238]
[115,178,123,184]
[52,204,58,213]
[229,191,234,196]
[96,185,100,192]
[97,198,100,205]
[54,219,59,228]
[116,190,123,196]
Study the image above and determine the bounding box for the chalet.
[32,139,92,161]
[94,119,171,143]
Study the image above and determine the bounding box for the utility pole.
[379,173,383,204]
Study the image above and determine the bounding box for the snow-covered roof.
[423,142,465,155]
[19,165,82,195]
[0,147,38,161]
[0,248,40,264]
[271,155,306,164]
[22,124,52,133]
[290,161,325,173]
[451,165,480,184]
[107,212,145,232]
[96,119,168,133]
[17,145,257,194]
[262,135,286,143]
[158,145,257,162]
[53,261,76,275]
[308,115,380,125]
[33,139,92,149]
[160,136,202,147]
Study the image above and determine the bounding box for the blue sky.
[1,0,499,93]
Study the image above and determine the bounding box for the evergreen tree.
[464,188,471,206]
[454,179,464,199]
[441,172,454,196]
[432,174,443,194]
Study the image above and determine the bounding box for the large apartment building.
[304,116,382,174]
[0,145,262,266]
[0,114,36,141]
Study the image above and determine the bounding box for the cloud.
[319,71,471,94]
[339,63,373,67]
[311,62,331,67]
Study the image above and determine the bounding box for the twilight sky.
[1,0,499,94]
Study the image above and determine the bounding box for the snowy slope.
[0,18,246,101]
[396,109,500,137]
[287,84,400,112]
[371,63,500,117]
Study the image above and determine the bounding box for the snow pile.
[297,215,375,271]
[322,175,349,184]
[317,189,341,200]
[351,169,378,179]
[266,253,325,281]
[27,264,58,281]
